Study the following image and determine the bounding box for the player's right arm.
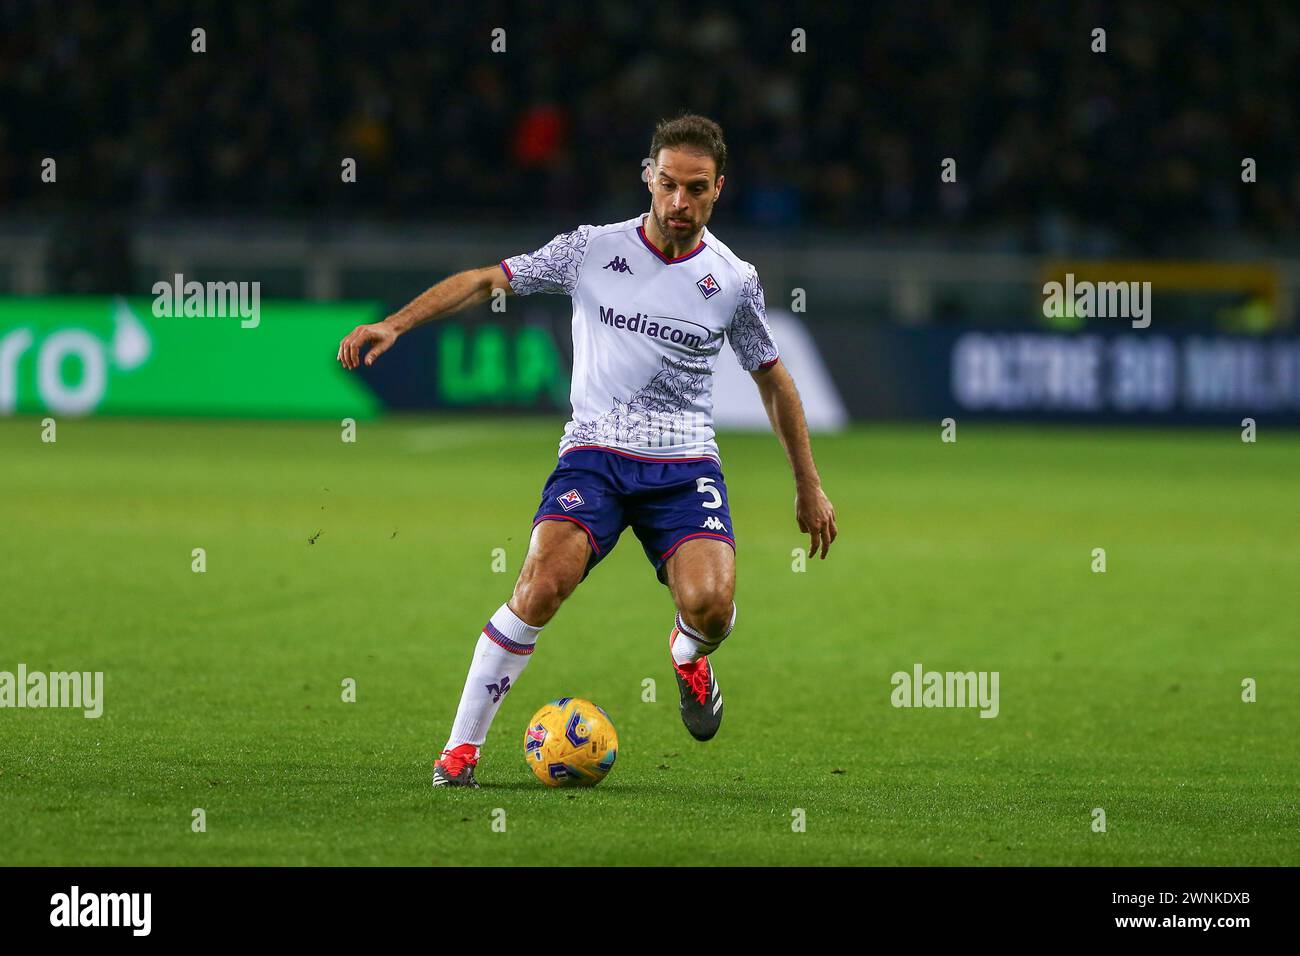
[336,264,513,370]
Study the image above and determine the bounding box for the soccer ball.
[523,697,618,787]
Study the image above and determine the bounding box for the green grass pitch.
[2,415,1297,866]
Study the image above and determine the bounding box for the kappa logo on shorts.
[702,516,727,532]
[557,488,584,511]
[697,273,721,299]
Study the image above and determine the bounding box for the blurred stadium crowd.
[3,0,1298,250]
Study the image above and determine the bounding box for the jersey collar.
[637,214,708,264]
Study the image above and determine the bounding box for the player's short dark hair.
[649,114,727,180]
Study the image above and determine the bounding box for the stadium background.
[2,2,1298,866]
[5,0,1300,425]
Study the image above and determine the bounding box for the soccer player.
[337,114,837,788]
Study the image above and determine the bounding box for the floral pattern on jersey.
[569,356,712,447]
[502,226,591,296]
[727,266,779,371]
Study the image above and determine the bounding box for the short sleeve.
[727,264,779,371]
[500,225,591,296]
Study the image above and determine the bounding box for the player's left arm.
[751,359,838,560]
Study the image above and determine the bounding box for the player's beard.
[654,205,709,244]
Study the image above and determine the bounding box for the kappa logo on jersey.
[603,255,634,274]
[696,273,720,299]
[557,488,584,511]
[702,516,727,532]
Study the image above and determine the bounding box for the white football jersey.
[501,213,779,462]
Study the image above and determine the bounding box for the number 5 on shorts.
[696,476,723,509]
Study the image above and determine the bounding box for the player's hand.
[796,483,837,560]
[337,322,398,370]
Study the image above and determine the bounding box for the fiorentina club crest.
[485,675,511,703]
[557,488,584,511]
[697,273,720,299]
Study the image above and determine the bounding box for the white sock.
[670,604,736,665]
[443,602,542,752]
